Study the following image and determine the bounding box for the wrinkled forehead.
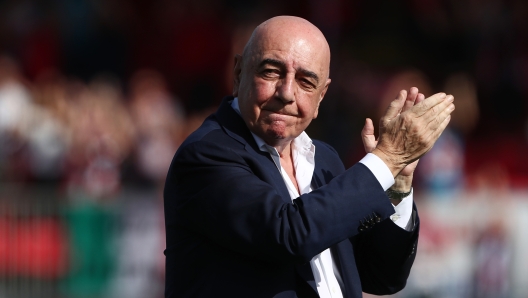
[244,19,331,78]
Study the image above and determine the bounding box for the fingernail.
[447,95,454,102]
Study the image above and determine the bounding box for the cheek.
[298,96,321,119]
[239,81,272,121]
[252,80,276,104]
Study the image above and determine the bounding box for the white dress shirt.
[231,98,413,298]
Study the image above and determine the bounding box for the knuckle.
[390,101,400,109]
[401,113,412,124]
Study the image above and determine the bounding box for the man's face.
[233,26,331,147]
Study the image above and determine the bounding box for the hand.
[362,87,424,178]
[370,88,454,177]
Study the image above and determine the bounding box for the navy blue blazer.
[164,96,419,298]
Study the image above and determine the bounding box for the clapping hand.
[361,87,454,196]
[361,87,424,178]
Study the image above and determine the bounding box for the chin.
[265,122,289,136]
[265,129,286,140]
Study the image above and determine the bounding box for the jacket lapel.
[214,96,291,202]
[311,153,324,190]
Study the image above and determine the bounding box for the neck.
[258,135,293,157]
[277,141,299,193]
[274,141,292,158]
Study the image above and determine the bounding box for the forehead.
[247,27,330,77]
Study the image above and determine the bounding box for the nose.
[275,74,295,103]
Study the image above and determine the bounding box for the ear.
[232,54,242,97]
[313,78,331,119]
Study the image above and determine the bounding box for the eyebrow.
[258,58,320,85]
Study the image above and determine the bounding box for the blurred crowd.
[0,0,528,297]
[0,58,187,190]
[0,59,181,297]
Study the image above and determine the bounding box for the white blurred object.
[26,107,68,178]
[107,194,164,298]
[0,81,34,133]
[0,80,68,178]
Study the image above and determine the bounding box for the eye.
[260,68,280,79]
[298,78,316,90]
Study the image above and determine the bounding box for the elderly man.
[164,16,454,298]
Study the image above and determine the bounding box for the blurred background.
[0,0,527,297]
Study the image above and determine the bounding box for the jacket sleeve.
[164,139,397,263]
[351,204,420,294]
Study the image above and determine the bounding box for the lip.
[262,109,297,117]
[264,113,296,125]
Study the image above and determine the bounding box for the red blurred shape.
[0,217,68,279]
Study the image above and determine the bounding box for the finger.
[412,92,448,116]
[382,90,407,123]
[426,99,455,132]
[412,159,419,167]
[361,118,377,152]
[402,87,419,112]
[362,118,375,136]
[424,94,454,127]
[415,93,454,123]
[415,93,425,105]
[400,159,420,176]
[410,159,419,170]
[428,114,452,146]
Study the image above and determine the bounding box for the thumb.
[361,118,377,152]
[361,117,375,136]
[382,90,407,124]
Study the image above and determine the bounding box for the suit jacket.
[164,96,419,298]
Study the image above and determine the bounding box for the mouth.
[262,109,297,117]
